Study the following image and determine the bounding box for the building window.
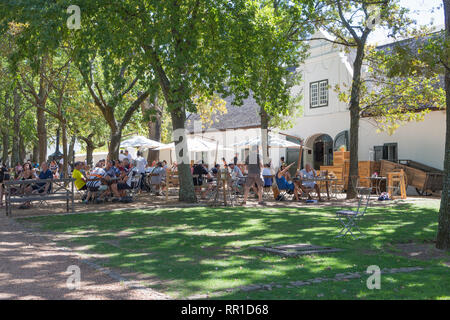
[334,130,349,151]
[374,143,398,162]
[310,80,328,108]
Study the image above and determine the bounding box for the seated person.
[72,162,87,191]
[104,160,118,180]
[210,164,220,181]
[229,163,243,179]
[150,162,166,195]
[17,163,36,209]
[275,163,300,201]
[110,169,135,201]
[49,160,58,172]
[262,164,273,187]
[111,160,121,177]
[192,161,211,199]
[32,162,53,194]
[101,160,119,199]
[228,163,244,189]
[281,162,292,181]
[85,162,108,203]
[298,164,322,201]
[122,158,131,172]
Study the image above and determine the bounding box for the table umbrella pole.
[215,141,219,165]
[297,142,303,173]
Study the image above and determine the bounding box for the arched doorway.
[305,133,334,170]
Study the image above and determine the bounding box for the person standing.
[233,153,239,165]
[192,160,211,199]
[119,150,126,161]
[242,147,264,205]
[135,151,147,174]
[125,150,133,162]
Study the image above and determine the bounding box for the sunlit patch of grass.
[18,200,447,299]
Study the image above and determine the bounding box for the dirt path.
[0,215,169,300]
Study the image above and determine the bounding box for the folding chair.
[335,187,371,239]
[127,171,142,201]
[263,175,274,200]
[296,179,316,200]
[275,178,295,201]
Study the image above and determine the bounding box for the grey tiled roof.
[186,94,261,133]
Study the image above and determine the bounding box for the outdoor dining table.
[358,176,387,195]
[293,176,339,200]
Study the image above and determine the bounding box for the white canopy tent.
[155,137,232,165]
[231,132,311,171]
[155,138,231,153]
[120,136,164,149]
[231,133,309,149]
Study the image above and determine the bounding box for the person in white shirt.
[298,164,322,201]
[134,151,147,174]
[262,163,273,187]
[125,150,133,162]
[119,150,126,161]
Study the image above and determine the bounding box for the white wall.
[359,111,446,170]
[285,109,445,171]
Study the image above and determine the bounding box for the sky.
[369,0,445,44]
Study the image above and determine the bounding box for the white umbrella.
[232,133,309,149]
[155,138,231,152]
[120,136,163,149]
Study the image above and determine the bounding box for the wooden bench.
[4,178,75,216]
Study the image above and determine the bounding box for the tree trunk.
[62,122,68,178]
[109,130,122,161]
[171,109,197,203]
[436,0,450,251]
[2,133,9,166]
[149,50,196,202]
[86,143,94,167]
[19,134,26,163]
[11,87,21,166]
[37,105,47,163]
[145,97,162,163]
[2,93,11,165]
[68,135,76,165]
[347,45,365,200]
[260,106,270,165]
[32,143,39,164]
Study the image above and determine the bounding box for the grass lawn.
[18,200,449,299]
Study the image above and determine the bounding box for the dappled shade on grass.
[19,200,449,299]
